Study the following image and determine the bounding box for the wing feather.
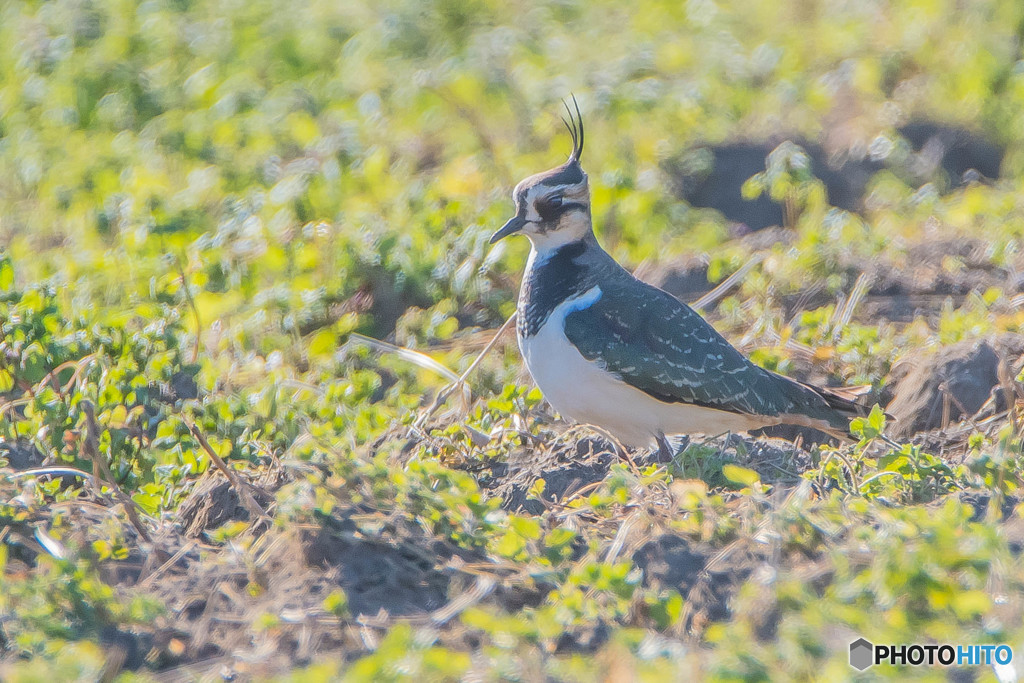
[563,280,854,429]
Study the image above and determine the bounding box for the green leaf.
[323,589,349,617]
[852,404,887,440]
[951,590,991,619]
[544,527,576,548]
[509,515,541,540]
[868,404,887,434]
[0,254,14,291]
[309,329,337,358]
[92,540,113,560]
[740,174,765,200]
[132,492,162,516]
[722,463,760,487]
[209,520,249,542]
[646,591,684,629]
[493,531,526,558]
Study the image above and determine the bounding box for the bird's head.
[490,98,592,250]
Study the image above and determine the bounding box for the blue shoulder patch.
[563,286,602,313]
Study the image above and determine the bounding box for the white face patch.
[527,210,592,253]
[522,184,546,223]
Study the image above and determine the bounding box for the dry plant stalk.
[80,400,152,542]
[939,380,983,435]
[691,253,765,311]
[184,417,271,524]
[176,256,203,365]
[413,312,517,429]
[996,355,1021,438]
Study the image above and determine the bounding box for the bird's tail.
[780,380,879,441]
[812,383,874,418]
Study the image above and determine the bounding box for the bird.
[489,98,869,460]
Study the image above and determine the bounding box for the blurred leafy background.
[4,0,1024,679]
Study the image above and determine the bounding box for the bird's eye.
[536,195,563,220]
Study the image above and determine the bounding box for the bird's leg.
[655,433,674,464]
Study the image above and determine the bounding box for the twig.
[816,446,860,494]
[871,432,898,450]
[183,417,271,524]
[349,333,460,383]
[997,357,1020,439]
[3,467,96,483]
[582,423,640,477]
[559,480,604,505]
[835,272,874,331]
[138,540,197,589]
[80,400,152,542]
[0,397,31,420]
[858,470,903,491]
[605,511,640,563]
[33,358,82,398]
[58,353,101,395]
[0,354,100,429]
[692,253,765,311]
[430,576,496,626]
[176,257,202,365]
[939,380,983,435]
[413,313,517,429]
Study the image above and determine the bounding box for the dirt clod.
[300,524,454,617]
[885,334,1024,438]
[634,534,762,635]
[176,470,281,538]
[488,434,622,513]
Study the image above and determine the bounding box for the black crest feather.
[561,95,584,162]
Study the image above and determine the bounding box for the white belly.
[520,286,772,448]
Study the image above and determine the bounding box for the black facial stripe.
[518,240,590,337]
[535,200,587,224]
[558,201,587,214]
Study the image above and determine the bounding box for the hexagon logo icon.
[849,638,874,671]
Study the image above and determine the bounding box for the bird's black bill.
[490,215,527,243]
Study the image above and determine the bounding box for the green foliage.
[850,404,887,442]
[343,624,472,682]
[0,551,162,659]
[742,142,827,229]
[3,0,1024,678]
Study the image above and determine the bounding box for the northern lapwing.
[490,99,867,458]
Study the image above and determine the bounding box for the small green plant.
[741,142,827,229]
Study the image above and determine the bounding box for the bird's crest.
[561,95,584,162]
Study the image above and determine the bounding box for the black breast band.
[518,240,590,338]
